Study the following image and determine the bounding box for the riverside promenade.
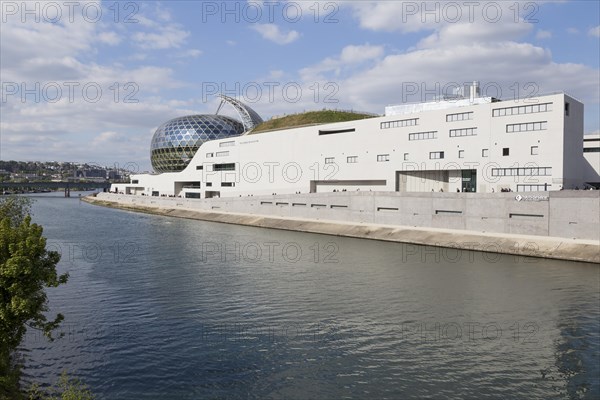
[85,191,599,264]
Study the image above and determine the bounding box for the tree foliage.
[27,371,94,400]
[0,196,69,398]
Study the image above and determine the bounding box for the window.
[216,151,229,157]
[206,182,212,187]
[347,156,358,163]
[449,127,477,137]
[380,118,418,129]
[131,180,139,184]
[219,141,235,147]
[404,153,409,161]
[446,112,473,122]
[325,157,335,164]
[492,102,552,117]
[482,149,489,157]
[531,146,539,155]
[565,102,570,116]
[221,182,235,187]
[506,121,547,133]
[584,147,600,153]
[213,163,236,171]
[196,165,204,170]
[458,150,464,159]
[503,148,510,156]
[377,154,390,162]
[206,152,214,158]
[492,167,552,176]
[430,151,444,159]
[409,131,437,141]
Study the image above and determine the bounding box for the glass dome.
[150,115,244,173]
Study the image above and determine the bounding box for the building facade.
[113,85,596,198]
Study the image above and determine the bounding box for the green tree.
[28,372,94,400]
[0,196,68,398]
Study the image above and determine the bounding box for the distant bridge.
[1,181,112,197]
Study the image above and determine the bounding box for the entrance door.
[461,170,477,192]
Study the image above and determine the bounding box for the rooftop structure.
[149,95,262,173]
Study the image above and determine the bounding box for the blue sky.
[1,0,599,171]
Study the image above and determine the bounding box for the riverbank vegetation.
[0,196,93,399]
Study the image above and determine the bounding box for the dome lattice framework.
[150,115,244,173]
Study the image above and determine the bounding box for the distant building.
[112,82,598,197]
[107,170,122,180]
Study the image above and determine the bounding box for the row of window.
[492,103,551,117]
[409,131,438,141]
[491,167,552,177]
[449,127,477,137]
[446,112,473,122]
[380,118,418,129]
[203,145,541,170]
[506,121,547,133]
[381,103,555,131]
[324,145,540,164]
[219,141,235,148]
[327,155,390,163]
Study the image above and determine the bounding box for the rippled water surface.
[20,193,600,399]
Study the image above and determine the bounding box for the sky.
[1,0,599,172]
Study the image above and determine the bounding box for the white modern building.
[113,83,597,198]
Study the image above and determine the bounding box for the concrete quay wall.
[96,191,598,240]
[86,191,600,264]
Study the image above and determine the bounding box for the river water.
[18,192,600,399]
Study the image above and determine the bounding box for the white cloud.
[536,30,552,39]
[342,1,556,35]
[417,20,532,49]
[0,4,197,168]
[132,25,190,50]
[250,24,300,45]
[98,31,122,46]
[174,49,203,58]
[300,44,384,81]
[589,26,600,38]
[336,43,599,115]
[567,27,580,35]
[251,32,599,129]
[93,131,123,146]
[340,44,385,64]
[268,70,285,79]
[226,40,237,46]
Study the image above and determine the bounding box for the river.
[18,192,600,399]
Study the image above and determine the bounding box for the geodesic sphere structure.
[150,115,244,173]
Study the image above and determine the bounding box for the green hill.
[250,110,377,134]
